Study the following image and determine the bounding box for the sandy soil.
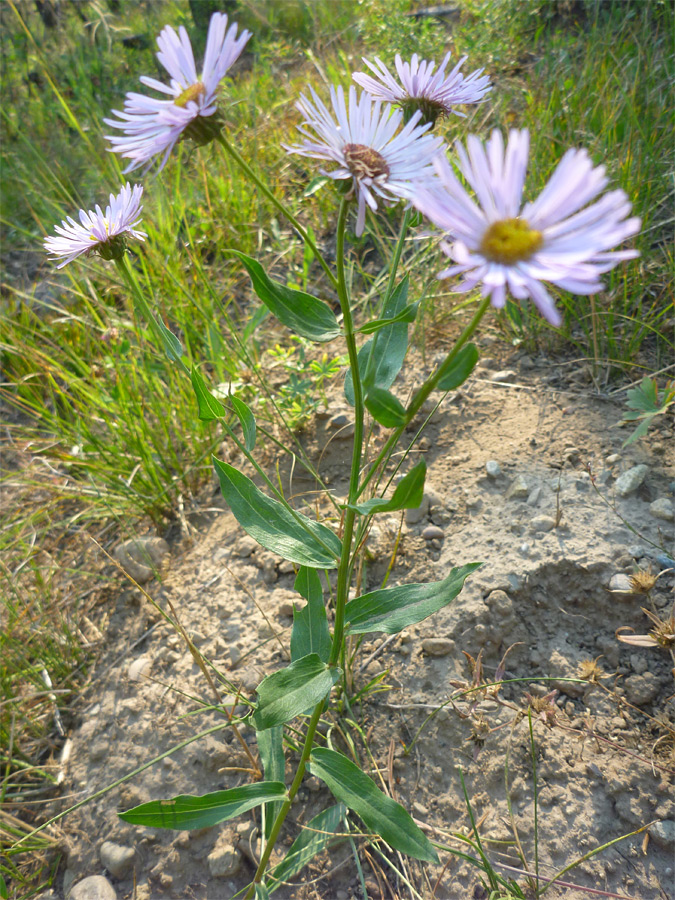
[37,345,674,900]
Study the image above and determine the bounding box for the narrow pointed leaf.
[252,654,339,731]
[268,803,346,890]
[213,459,341,568]
[345,276,410,405]
[152,312,183,362]
[309,748,438,863]
[191,367,227,421]
[352,460,426,516]
[230,394,256,451]
[365,386,407,428]
[291,567,331,663]
[118,782,287,830]
[258,727,285,839]
[231,251,340,342]
[255,886,270,900]
[357,301,419,334]
[345,563,482,635]
[437,343,479,391]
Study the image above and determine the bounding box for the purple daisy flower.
[44,183,145,268]
[286,85,444,236]
[353,53,491,127]
[413,129,641,325]
[104,13,251,173]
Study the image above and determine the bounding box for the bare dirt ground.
[36,344,674,900]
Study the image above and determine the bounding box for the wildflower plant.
[42,12,642,895]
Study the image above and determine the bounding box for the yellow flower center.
[175,82,206,109]
[479,218,543,265]
[343,143,390,180]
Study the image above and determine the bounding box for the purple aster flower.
[286,85,444,236]
[353,53,491,127]
[413,129,640,326]
[104,13,251,173]
[44,183,145,268]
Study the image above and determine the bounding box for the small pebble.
[530,515,556,533]
[650,498,674,522]
[208,841,241,878]
[608,574,635,593]
[485,460,502,478]
[506,475,529,499]
[614,464,648,497]
[421,637,455,657]
[648,820,675,851]
[490,369,517,382]
[113,537,169,584]
[69,876,117,900]
[422,524,444,541]
[100,841,135,879]
[127,657,152,682]
[406,494,430,524]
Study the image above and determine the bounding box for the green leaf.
[252,654,339,731]
[118,782,287,830]
[255,886,271,900]
[231,251,340,343]
[152,311,183,362]
[231,394,256,451]
[437,343,479,391]
[352,459,426,516]
[345,562,482,635]
[268,803,346,890]
[291,567,331,663]
[191,367,227,421]
[303,176,329,198]
[345,276,410,405]
[309,748,438,863]
[258,727,285,839]
[357,301,419,334]
[213,459,341,568]
[625,377,659,413]
[365,386,407,428]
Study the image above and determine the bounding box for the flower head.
[413,129,640,325]
[286,85,444,235]
[104,13,251,173]
[44,183,145,268]
[353,53,491,127]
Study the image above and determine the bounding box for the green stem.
[215,132,338,292]
[357,294,492,499]
[244,199,364,896]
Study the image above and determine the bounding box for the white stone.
[530,515,556,533]
[648,820,675,850]
[100,841,135,878]
[485,460,502,478]
[608,574,635,593]
[69,876,117,900]
[405,494,430,525]
[614,464,648,497]
[127,657,152,682]
[421,638,455,657]
[650,498,674,522]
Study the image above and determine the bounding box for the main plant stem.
[246,199,364,897]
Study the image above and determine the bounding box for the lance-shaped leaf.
[352,460,426,516]
[213,459,341,568]
[309,748,438,863]
[345,276,410,405]
[267,803,346,890]
[365,386,407,428]
[150,310,183,362]
[345,562,482,635]
[258,727,285,839]
[357,301,419,334]
[252,654,339,731]
[230,394,256,451]
[191,367,227,421]
[118,782,287,830]
[255,886,270,900]
[436,342,479,391]
[291,567,331,663]
[231,251,340,343]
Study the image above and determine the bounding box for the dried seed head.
[629,570,659,594]
[578,656,605,683]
